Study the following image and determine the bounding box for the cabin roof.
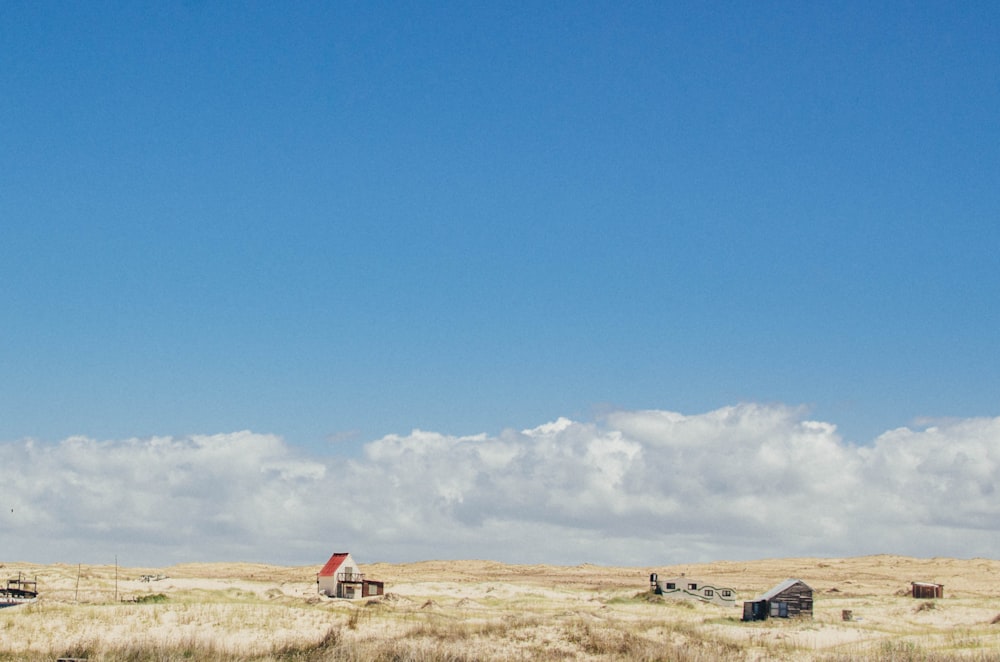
[758,578,811,600]
[318,552,351,577]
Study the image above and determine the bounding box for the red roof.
[318,552,350,577]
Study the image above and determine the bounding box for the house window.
[704,589,714,597]
[721,590,732,597]
[688,583,697,590]
[665,583,676,590]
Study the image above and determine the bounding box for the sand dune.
[2,555,999,660]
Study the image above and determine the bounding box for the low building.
[317,552,384,599]
[649,573,737,607]
[742,578,813,621]
[911,582,943,599]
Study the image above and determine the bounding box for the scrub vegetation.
[2,556,1000,661]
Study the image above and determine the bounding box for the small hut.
[911,582,943,599]
[742,578,813,621]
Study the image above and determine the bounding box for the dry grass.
[2,556,1000,661]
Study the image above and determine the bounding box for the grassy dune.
[2,556,1000,660]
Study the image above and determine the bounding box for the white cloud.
[3,405,999,566]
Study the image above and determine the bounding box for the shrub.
[135,593,169,604]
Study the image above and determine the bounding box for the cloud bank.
[4,404,999,566]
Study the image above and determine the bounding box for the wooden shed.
[742,578,813,621]
[911,582,943,599]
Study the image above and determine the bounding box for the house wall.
[317,574,337,597]
[654,577,737,607]
[317,554,360,597]
[769,583,813,618]
[912,583,943,599]
[362,580,384,597]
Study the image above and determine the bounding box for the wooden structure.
[911,582,943,599]
[742,578,813,621]
[317,552,384,599]
[649,573,737,608]
[0,574,37,608]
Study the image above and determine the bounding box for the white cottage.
[650,574,737,607]
[317,552,384,599]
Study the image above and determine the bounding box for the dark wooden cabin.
[742,578,813,621]
[911,582,943,599]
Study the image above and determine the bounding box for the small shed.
[649,573,737,608]
[317,552,384,599]
[911,582,943,599]
[742,578,813,621]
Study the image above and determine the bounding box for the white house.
[651,574,737,608]
[317,552,384,599]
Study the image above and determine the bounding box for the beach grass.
[2,556,1000,661]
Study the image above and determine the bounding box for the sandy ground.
[2,555,1000,659]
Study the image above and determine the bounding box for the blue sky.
[2,3,1000,564]
[4,2,997,449]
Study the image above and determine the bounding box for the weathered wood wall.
[771,582,813,618]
